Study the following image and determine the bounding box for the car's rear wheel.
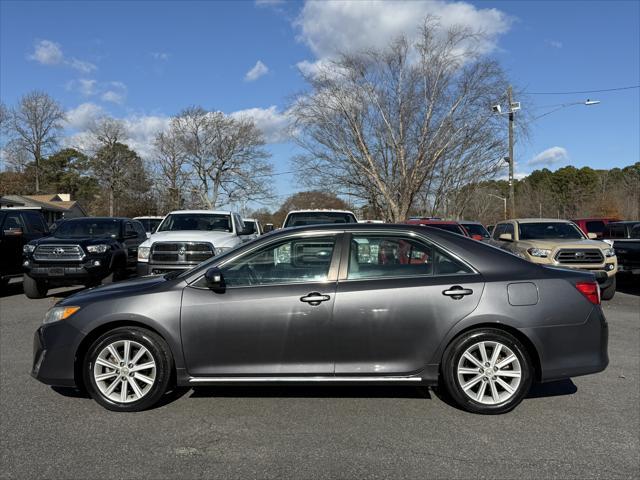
[23,274,48,299]
[83,327,173,412]
[601,276,616,301]
[441,328,533,414]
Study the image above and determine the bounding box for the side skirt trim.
[188,376,424,384]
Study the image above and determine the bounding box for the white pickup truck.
[136,210,251,275]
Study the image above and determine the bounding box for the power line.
[524,85,639,95]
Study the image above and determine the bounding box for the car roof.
[571,217,620,221]
[504,218,574,224]
[459,221,484,225]
[133,216,163,219]
[67,217,129,222]
[608,220,639,225]
[404,219,461,225]
[286,209,356,215]
[166,210,236,215]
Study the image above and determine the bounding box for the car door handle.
[300,292,331,306]
[442,286,474,299]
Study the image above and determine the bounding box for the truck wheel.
[601,276,616,301]
[23,274,48,299]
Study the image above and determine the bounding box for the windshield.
[55,220,120,238]
[140,218,162,233]
[157,213,232,232]
[461,223,490,238]
[519,222,586,240]
[284,212,357,227]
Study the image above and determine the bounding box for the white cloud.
[77,79,97,96]
[28,39,96,72]
[230,106,292,143]
[65,102,103,130]
[101,90,125,104]
[245,60,269,82]
[151,52,170,61]
[295,0,511,75]
[545,39,563,49]
[28,40,64,65]
[528,146,569,166]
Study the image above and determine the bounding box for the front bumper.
[24,258,112,284]
[137,262,192,276]
[522,306,609,382]
[31,321,83,387]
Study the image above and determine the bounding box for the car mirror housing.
[204,267,226,293]
[499,233,513,241]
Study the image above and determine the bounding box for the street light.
[488,193,507,220]
[492,88,601,218]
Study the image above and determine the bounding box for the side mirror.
[587,232,598,239]
[204,267,226,293]
[263,224,274,233]
[499,233,513,241]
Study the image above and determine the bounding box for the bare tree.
[171,106,273,208]
[9,91,65,192]
[152,129,189,211]
[88,116,128,151]
[292,17,511,222]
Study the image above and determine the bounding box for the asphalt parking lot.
[1,279,638,480]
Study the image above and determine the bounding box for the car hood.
[516,239,610,250]
[32,236,115,245]
[141,230,239,248]
[59,275,169,305]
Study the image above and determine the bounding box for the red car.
[572,217,621,239]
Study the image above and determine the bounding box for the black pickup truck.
[22,217,147,298]
[603,221,640,276]
[1,209,50,290]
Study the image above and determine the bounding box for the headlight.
[215,246,233,256]
[603,248,615,257]
[87,244,109,254]
[138,246,150,261]
[23,244,36,253]
[43,306,81,324]
[527,248,551,258]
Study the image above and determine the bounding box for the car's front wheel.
[83,326,173,412]
[441,328,533,414]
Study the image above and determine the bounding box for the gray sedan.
[31,224,608,414]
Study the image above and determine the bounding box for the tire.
[23,274,48,299]
[601,276,616,301]
[441,328,533,414]
[83,326,173,412]
[102,267,125,285]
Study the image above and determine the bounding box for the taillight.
[575,281,600,305]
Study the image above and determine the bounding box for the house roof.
[0,194,87,215]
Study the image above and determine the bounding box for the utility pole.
[507,85,516,218]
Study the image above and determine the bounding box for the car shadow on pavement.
[0,281,23,298]
[190,385,432,400]
[526,379,577,398]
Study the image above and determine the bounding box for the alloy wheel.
[456,340,522,405]
[93,339,157,403]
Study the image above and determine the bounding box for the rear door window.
[24,212,48,234]
[347,234,472,280]
[1,212,26,234]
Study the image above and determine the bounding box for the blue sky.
[1,0,638,204]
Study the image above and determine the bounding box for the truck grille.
[150,242,214,265]
[555,249,604,264]
[33,244,84,262]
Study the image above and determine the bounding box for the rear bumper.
[521,306,609,382]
